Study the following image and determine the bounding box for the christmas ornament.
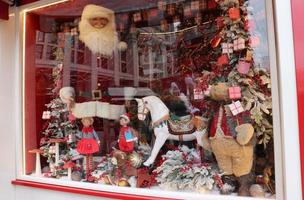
[228,86,241,100]
[210,34,222,48]
[128,152,143,168]
[42,111,51,119]
[237,60,251,74]
[229,7,241,20]
[228,101,244,116]
[233,37,245,51]
[207,0,217,9]
[217,54,229,66]
[194,88,204,100]
[221,43,233,54]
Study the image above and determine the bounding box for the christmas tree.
[39,38,80,178]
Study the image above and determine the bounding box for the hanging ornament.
[210,33,222,48]
[237,60,251,74]
[128,152,143,168]
[228,101,244,116]
[194,88,204,100]
[221,42,233,54]
[233,37,245,51]
[228,86,242,100]
[42,111,51,119]
[229,7,241,20]
[217,54,229,66]
[245,50,253,61]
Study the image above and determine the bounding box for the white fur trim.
[59,87,75,103]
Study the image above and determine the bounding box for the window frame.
[11,0,300,199]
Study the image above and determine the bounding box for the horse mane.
[161,95,189,116]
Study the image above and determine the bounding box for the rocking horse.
[135,96,210,167]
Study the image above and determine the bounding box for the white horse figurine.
[135,96,210,167]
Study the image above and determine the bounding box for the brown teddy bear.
[208,83,255,196]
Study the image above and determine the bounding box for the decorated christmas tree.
[39,40,80,178]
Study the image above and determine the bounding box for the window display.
[23,0,275,198]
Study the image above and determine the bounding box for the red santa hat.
[120,113,131,123]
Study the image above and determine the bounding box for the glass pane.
[24,0,276,198]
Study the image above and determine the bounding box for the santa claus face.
[89,17,109,29]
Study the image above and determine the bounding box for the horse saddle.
[167,115,196,135]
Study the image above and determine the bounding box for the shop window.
[23,0,277,198]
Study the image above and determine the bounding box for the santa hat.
[81,4,115,24]
[120,113,131,123]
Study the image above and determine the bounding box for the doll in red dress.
[118,113,137,153]
[77,117,100,180]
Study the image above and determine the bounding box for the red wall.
[290,0,304,198]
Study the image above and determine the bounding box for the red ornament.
[229,7,241,20]
[210,34,222,48]
[217,54,229,66]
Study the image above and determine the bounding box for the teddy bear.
[207,82,255,196]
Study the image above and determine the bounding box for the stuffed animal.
[208,82,255,196]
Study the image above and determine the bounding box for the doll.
[77,117,100,180]
[118,113,138,153]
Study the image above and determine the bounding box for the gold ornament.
[117,178,130,187]
[128,152,143,168]
[113,150,127,167]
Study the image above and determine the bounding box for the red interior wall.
[0,1,9,20]
[24,12,39,174]
[290,0,304,198]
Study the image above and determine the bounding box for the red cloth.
[118,127,134,153]
[77,138,99,154]
[82,127,93,134]
[209,109,231,138]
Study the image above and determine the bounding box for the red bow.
[82,127,93,134]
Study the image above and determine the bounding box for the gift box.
[194,88,204,100]
[217,54,229,66]
[228,86,241,100]
[233,37,245,51]
[237,60,251,74]
[249,36,261,47]
[221,43,233,54]
[228,101,244,116]
[133,12,142,22]
[210,34,222,48]
[42,111,51,119]
[229,7,240,20]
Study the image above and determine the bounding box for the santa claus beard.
[79,20,117,56]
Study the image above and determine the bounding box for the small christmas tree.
[39,36,80,177]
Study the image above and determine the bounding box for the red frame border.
[11,179,175,200]
[290,0,304,199]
